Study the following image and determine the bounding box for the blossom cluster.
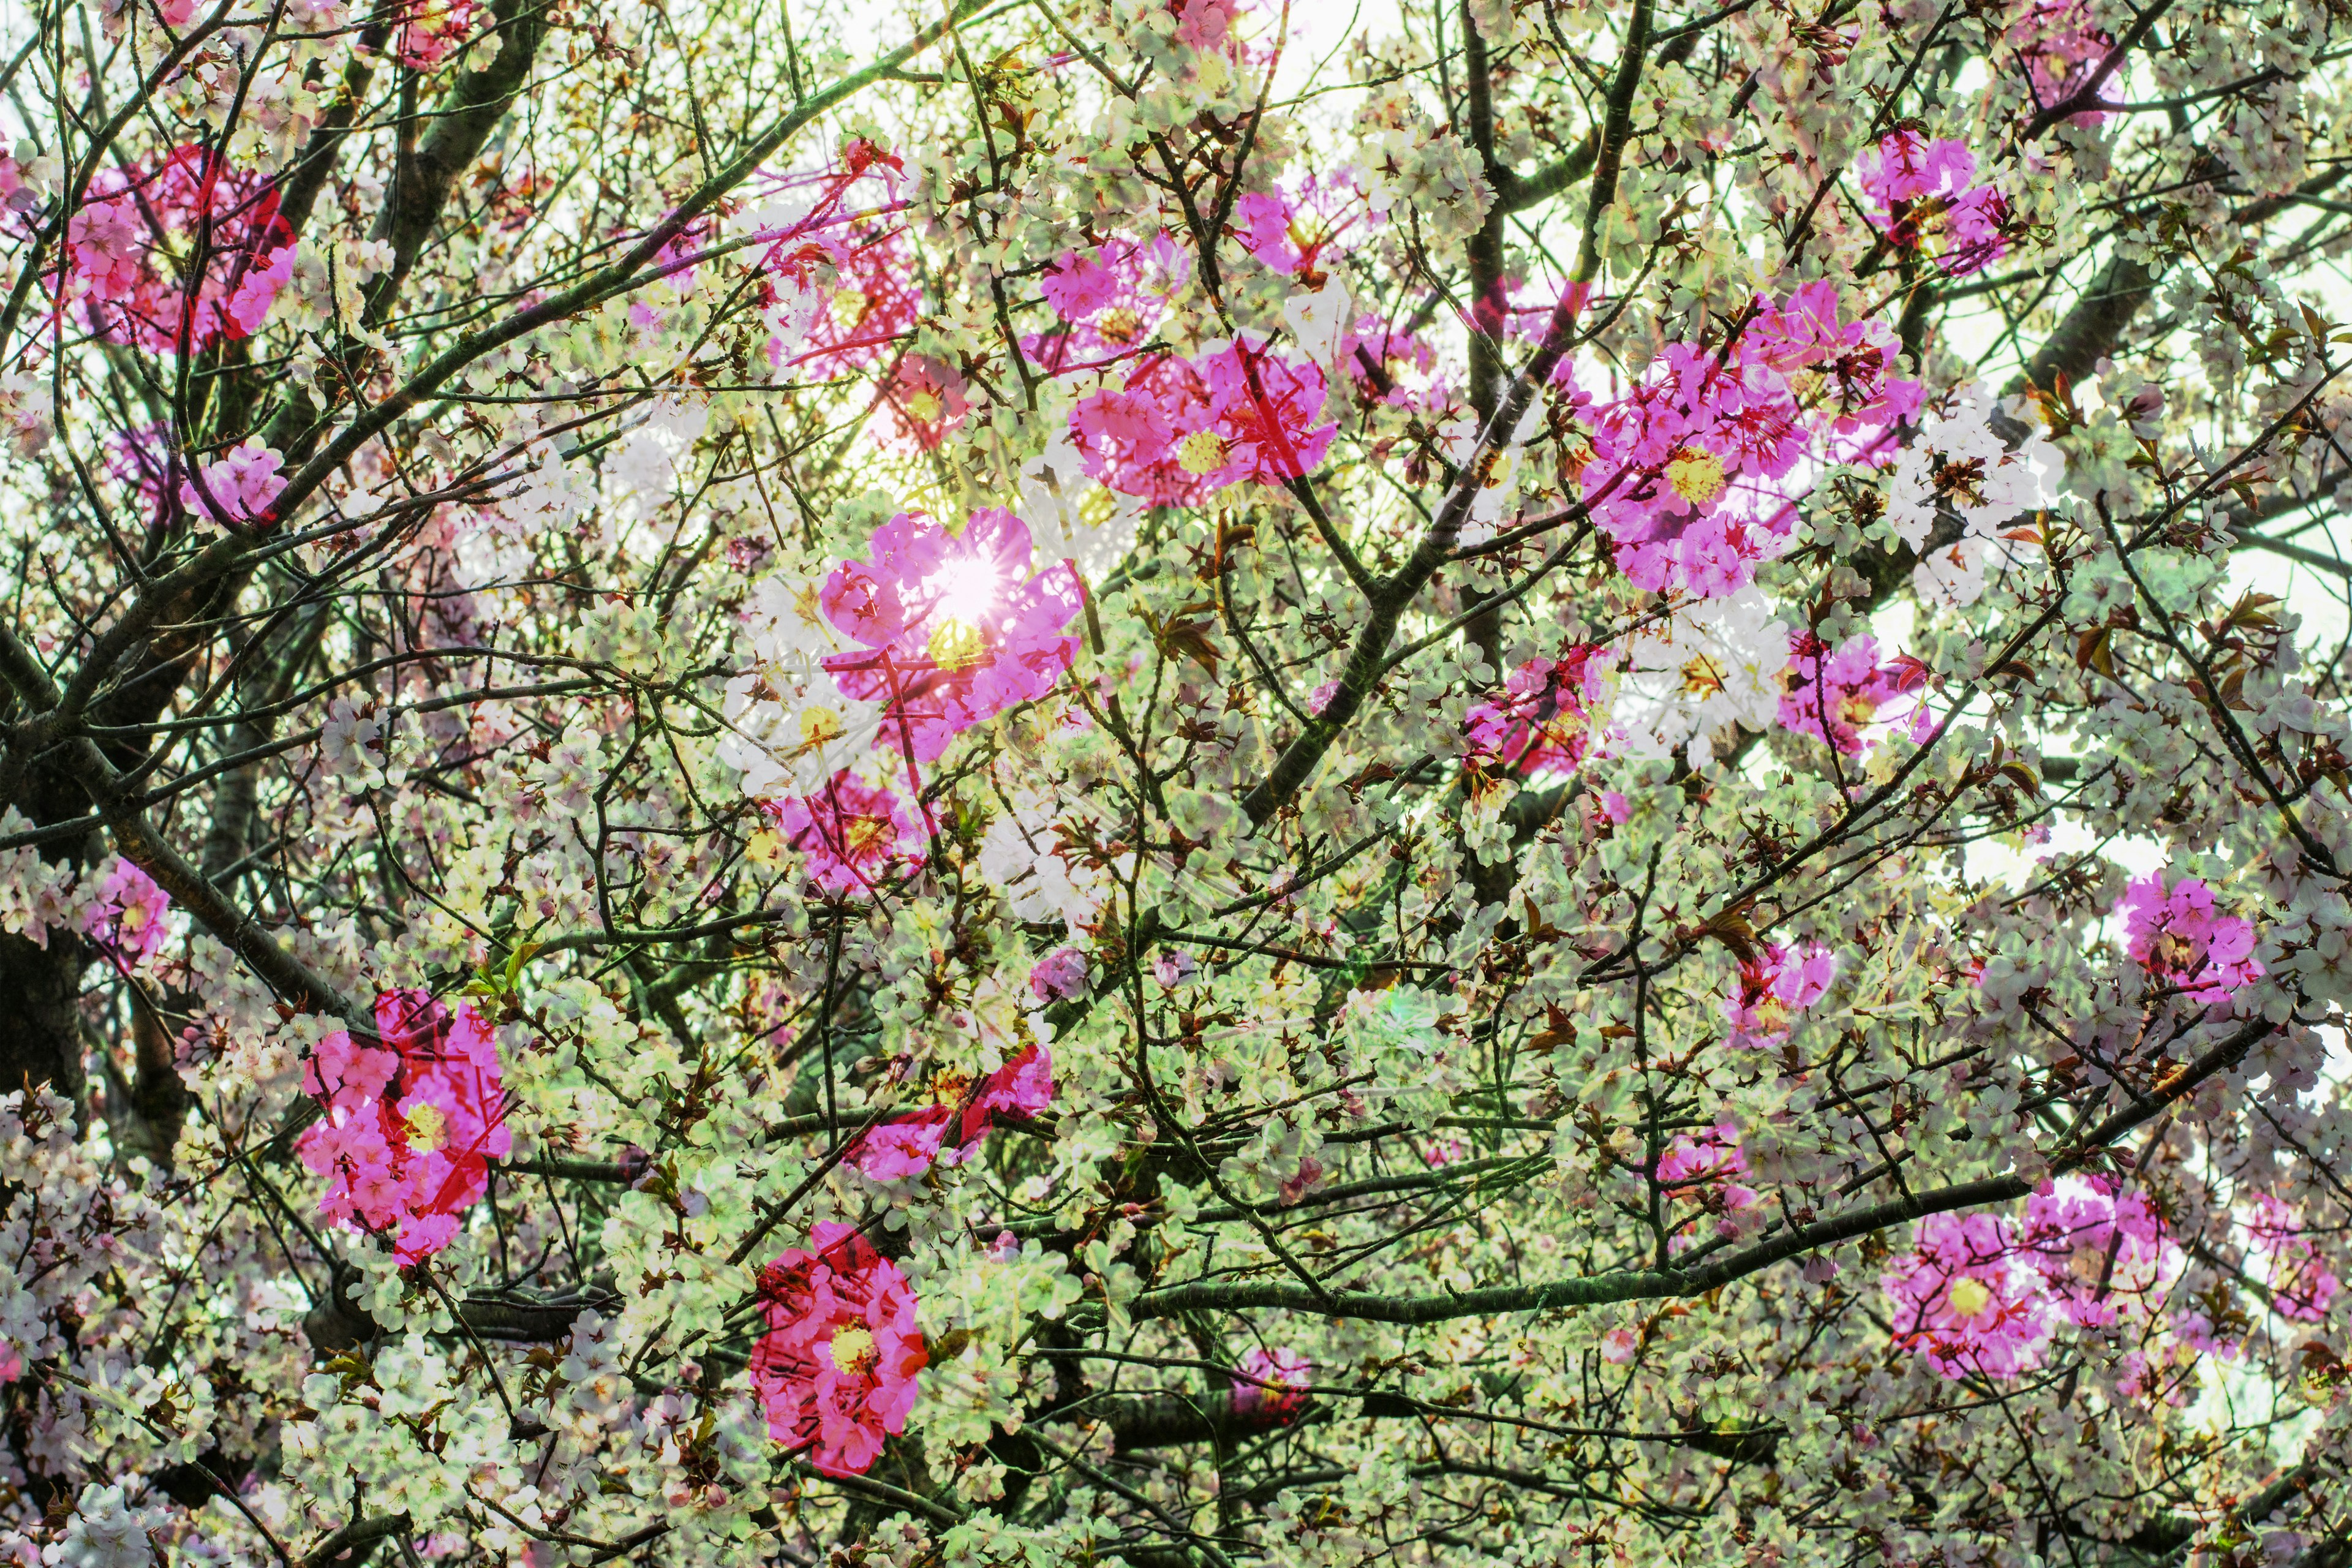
[295,989,511,1264]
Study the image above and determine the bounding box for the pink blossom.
[1655,1123,1760,1238]
[819,508,1084,763]
[1882,1212,2052,1379]
[1726,941,1837,1045]
[749,1223,929,1476]
[178,439,287,526]
[1777,634,1929,754]
[2117,871,2263,1000]
[1599,1327,1639,1363]
[1577,282,1921,598]
[1068,338,1335,503]
[846,1046,1055,1180]
[1028,947,1088,1003]
[392,0,481,67]
[1856,132,2012,277]
[61,147,295,353]
[295,989,511,1265]
[1231,1347,1311,1422]
[81,856,170,965]
[773,771,924,895]
[2016,1179,2177,1329]
[1027,233,1191,375]
[1463,650,1605,775]
[881,354,968,451]
[2250,1199,2340,1323]
[846,1110,954,1182]
[2011,0,2112,124]
[1172,0,1239,52]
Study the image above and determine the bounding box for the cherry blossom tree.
[2,0,2351,1562]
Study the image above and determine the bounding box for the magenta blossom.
[1068,337,1336,504]
[1576,281,1922,598]
[1856,132,2012,277]
[1726,941,1837,1046]
[749,1223,928,1476]
[819,508,1083,763]
[2250,1199,2340,1324]
[1882,1212,2052,1379]
[295,989,511,1265]
[62,146,295,353]
[81,857,171,965]
[1232,1346,1312,1422]
[1028,947,1088,1003]
[1777,634,1930,754]
[773,771,924,895]
[178,439,287,527]
[845,1046,1055,1182]
[2016,1178,2177,1329]
[1655,1121,1760,1239]
[2117,871,2263,1000]
[1028,232,1190,374]
[1463,649,1606,776]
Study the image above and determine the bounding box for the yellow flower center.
[1947,1276,1992,1319]
[1679,654,1728,699]
[927,618,987,670]
[829,1325,877,1374]
[1665,449,1727,507]
[906,388,943,422]
[843,814,896,859]
[1095,306,1142,344]
[1176,429,1229,475]
[797,705,845,752]
[404,1102,447,1155]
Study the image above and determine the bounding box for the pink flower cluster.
[1068,336,1336,505]
[845,1046,1053,1182]
[2117,871,2263,1001]
[295,990,511,1264]
[2012,0,2113,124]
[393,0,481,68]
[1655,1122,1759,1239]
[81,857,170,965]
[2251,1198,2340,1324]
[62,146,294,353]
[1231,178,1365,279]
[751,145,949,449]
[1231,1346,1312,1422]
[1856,132,2012,278]
[1028,947,1088,1003]
[1777,634,1930,755]
[773,772,925,895]
[1463,650,1605,775]
[1882,1211,2054,1379]
[1574,281,1923,598]
[1725,941,1837,1046]
[2015,1180,2173,1329]
[748,1223,928,1476]
[820,507,1085,761]
[1027,233,1191,376]
[178,439,287,527]
[765,507,1085,897]
[1884,1182,2180,1379]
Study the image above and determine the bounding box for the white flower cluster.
[1016,430,1144,584]
[718,573,888,802]
[1885,383,2064,606]
[978,791,1116,932]
[1602,586,1792,767]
